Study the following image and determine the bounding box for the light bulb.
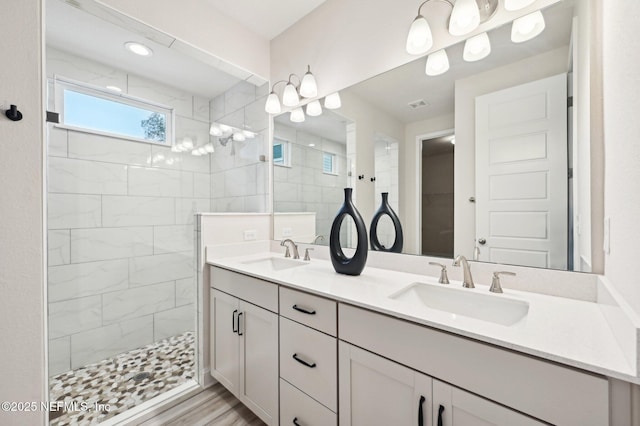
[406,15,433,55]
[449,0,480,36]
[182,137,194,149]
[324,92,341,109]
[205,143,215,153]
[299,67,318,98]
[463,32,491,62]
[209,125,222,136]
[425,49,450,76]
[504,0,535,11]
[282,82,300,106]
[290,107,305,123]
[219,124,231,133]
[306,100,323,117]
[511,11,546,43]
[264,92,282,114]
[233,132,246,142]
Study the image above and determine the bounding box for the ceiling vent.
[408,99,429,109]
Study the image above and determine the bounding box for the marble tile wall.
[46,48,208,376]
[273,123,348,244]
[209,80,270,213]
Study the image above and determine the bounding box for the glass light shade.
[205,143,215,153]
[233,132,246,142]
[511,11,546,43]
[209,125,222,136]
[264,92,282,114]
[449,0,480,36]
[243,130,256,139]
[406,16,433,55]
[290,107,305,123]
[191,149,201,156]
[463,32,491,62]
[299,71,318,98]
[198,146,207,155]
[182,137,194,149]
[306,100,323,117]
[282,82,300,106]
[324,92,342,109]
[171,145,181,153]
[504,0,535,11]
[219,124,231,133]
[166,158,175,165]
[425,49,450,76]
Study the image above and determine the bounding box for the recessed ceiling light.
[106,85,122,92]
[124,42,153,57]
[308,143,315,147]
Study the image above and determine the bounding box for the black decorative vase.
[370,192,403,253]
[329,188,368,276]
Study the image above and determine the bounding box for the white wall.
[0,2,46,425]
[100,0,270,80]
[453,46,570,258]
[602,0,640,319]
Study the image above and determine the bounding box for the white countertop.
[207,251,638,383]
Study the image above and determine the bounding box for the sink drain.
[130,372,152,382]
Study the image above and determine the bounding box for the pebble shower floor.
[49,331,195,425]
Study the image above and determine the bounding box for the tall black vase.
[370,192,403,253]
[329,188,368,276]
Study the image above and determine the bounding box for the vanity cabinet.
[339,342,432,426]
[210,268,279,426]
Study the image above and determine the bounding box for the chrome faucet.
[312,235,325,244]
[280,239,300,259]
[452,255,474,288]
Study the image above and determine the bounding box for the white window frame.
[273,137,291,167]
[52,76,175,145]
[322,151,338,175]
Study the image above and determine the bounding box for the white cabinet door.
[240,300,279,426]
[210,289,240,397]
[339,341,432,426]
[432,380,544,426]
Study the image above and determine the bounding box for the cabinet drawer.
[280,317,337,412]
[280,379,337,426]
[280,287,337,335]
[210,266,278,313]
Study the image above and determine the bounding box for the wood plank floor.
[138,383,266,426]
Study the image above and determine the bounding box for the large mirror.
[272,0,599,272]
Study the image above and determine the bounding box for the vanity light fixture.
[205,143,215,153]
[405,0,498,55]
[306,99,323,117]
[233,132,246,142]
[463,32,491,62]
[300,65,318,98]
[182,137,194,150]
[264,66,319,113]
[511,10,546,43]
[504,0,535,11]
[124,41,153,57]
[425,49,450,76]
[324,92,342,110]
[290,107,306,123]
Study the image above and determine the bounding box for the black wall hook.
[370,177,376,182]
[358,174,364,180]
[5,105,23,121]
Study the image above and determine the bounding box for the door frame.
[415,128,455,255]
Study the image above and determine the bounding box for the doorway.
[421,135,455,257]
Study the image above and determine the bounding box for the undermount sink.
[241,256,308,271]
[389,282,529,326]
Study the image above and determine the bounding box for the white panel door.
[476,73,568,269]
[240,300,279,426]
[210,289,240,397]
[432,380,545,426]
[339,341,432,426]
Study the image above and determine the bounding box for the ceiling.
[347,1,574,124]
[205,0,327,40]
[46,0,245,99]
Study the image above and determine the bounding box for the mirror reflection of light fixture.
[290,107,306,123]
[511,10,546,43]
[405,0,498,55]
[306,100,323,117]
[324,92,342,109]
[504,0,535,11]
[425,49,450,76]
[463,32,491,62]
[182,137,194,150]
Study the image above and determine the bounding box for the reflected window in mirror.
[273,138,291,167]
[323,152,338,175]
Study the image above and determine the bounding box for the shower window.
[273,138,291,167]
[54,77,174,144]
[322,151,338,175]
